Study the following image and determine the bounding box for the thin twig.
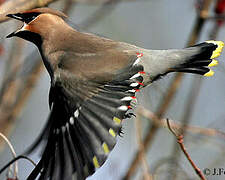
[207,15,225,20]
[124,73,183,179]
[169,77,203,180]
[0,0,59,23]
[0,0,76,150]
[0,0,143,23]
[0,132,17,179]
[78,0,120,29]
[72,0,145,3]
[166,119,206,180]
[135,113,152,180]
[170,1,213,179]
[123,0,214,178]
[151,157,190,179]
[138,107,225,140]
[62,0,75,14]
[0,155,36,175]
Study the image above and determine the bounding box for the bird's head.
[6,8,68,46]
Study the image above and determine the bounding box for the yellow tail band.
[208,59,218,67]
[204,69,214,77]
[206,40,224,59]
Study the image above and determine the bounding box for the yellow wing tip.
[204,69,214,77]
[93,156,100,168]
[102,142,110,154]
[113,117,121,124]
[109,128,116,137]
[206,40,224,59]
[208,59,218,67]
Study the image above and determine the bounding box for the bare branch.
[0,132,17,179]
[167,119,206,180]
[138,107,225,140]
[135,113,152,180]
[0,155,36,176]
[152,157,191,180]
[123,0,214,178]
[71,0,145,3]
[0,0,144,23]
[0,0,76,150]
[0,0,59,23]
[79,0,120,29]
[124,74,183,179]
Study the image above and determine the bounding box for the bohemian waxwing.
[6,7,224,180]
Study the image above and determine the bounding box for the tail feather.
[179,59,217,68]
[147,40,224,83]
[173,67,211,76]
[173,40,224,76]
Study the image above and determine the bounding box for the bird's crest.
[20,8,68,19]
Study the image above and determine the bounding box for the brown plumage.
[6,8,224,180]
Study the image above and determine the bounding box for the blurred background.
[0,0,225,179]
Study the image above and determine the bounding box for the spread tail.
[149,40,224,82]
[171,40,224,76]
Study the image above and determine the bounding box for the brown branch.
[124,73,183,179]
[0,59,43,151]
[0,132,17,179]
[169,76,203,180]
[135,113,152,180]
[0,155,36,176]
[167,119,206,180]
[0,0,59,23]
[138,107,225,140]
[170,1,213,179]
[207,15,225,20]
[78,0,120,29]
[62,0,75,14]
[0,0,143,23]
[0,0,123,153]
[123,0,214,179]
[0,38,26,150]
[0,38,24,104]
[71,0,145,3]
[0,0,77,151]
[151,157,190,178]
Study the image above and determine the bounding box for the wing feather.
[26,53,145,180]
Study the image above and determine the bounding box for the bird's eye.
[22,12,41,24]
[24,15,37,24]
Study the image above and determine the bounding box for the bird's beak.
[6,31,17,38]
[6,27,22,38]
[6,13,27,38]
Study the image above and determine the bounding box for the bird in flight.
[6,7,224,180]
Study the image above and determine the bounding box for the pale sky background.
[1,0,225,180]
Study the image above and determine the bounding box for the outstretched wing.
[26,52,146,180]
